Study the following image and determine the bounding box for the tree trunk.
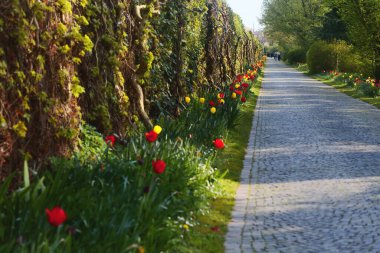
[205,1,215,84]
[374,49,380,81]
[129,2,156,130]
[172,3,185,100]
[131,76,153,129]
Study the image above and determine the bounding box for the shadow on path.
[225,59,380,253]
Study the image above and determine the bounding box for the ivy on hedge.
[0,0,262,178]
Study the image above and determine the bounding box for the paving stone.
[224,59,380,252]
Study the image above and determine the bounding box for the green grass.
[185,76,263,252]
[312,75,380,110]
[293,64,380,110]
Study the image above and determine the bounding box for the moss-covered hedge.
[0,0,262,179]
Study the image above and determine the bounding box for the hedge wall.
[0,0,262,179]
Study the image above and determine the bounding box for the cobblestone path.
[225,59,380,253]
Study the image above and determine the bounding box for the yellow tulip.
[210,107,216,114]
[231,92,237,99]
[235,84,240,89]
[153,125,162,134]
[183,224,189,230]
[199,97,205,104]
[185,96,191,103]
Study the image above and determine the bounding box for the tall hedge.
[0,0,93,178]
[0,0,262,179]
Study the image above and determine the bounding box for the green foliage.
[262,0,379,78]
[0,56,264,251]
[333,0,380,79]
[150,0,262,116]
[314,71,380,108]
[56,23,68,35]
[262,0,329,49]
[356,82,378,97]
[184,71,264,253]
[56,0,72,14]
[71,76,85,98]
[307,41,335,73]
[0,139,218,252]
[0,0,94,172]
[331,41,369,74]
[284,48,307,64]
[318,7,348,42]
[82,35,93,52]
[307,40,370,74]
[76,124,107,162]
[0,63,264,252]
[0,0,263,186]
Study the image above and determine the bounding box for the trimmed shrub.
[307,40,371,75]
[307,41,335,74]
[339,49,371,75]
[285,48,307,64]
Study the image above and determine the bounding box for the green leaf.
[23,159,30,188]
[72,83,85,98]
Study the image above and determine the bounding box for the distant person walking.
[274,52,281,61]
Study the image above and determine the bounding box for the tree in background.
[333,0,380,79]
[261,0,329,50]
[317,7,349,42]
[261,0,379,78]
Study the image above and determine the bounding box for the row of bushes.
[0,60,265,252]
[282,41,371,76]
[307,41,370,74]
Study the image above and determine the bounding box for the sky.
[225,0,264,31]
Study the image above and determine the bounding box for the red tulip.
[235,90,243,96]
[213,138,225,149]
[242,83,249,88]
[145,130,158,142]
[45,206,67,227]
[211,226,220,232]
[236,74,244,82]
[152,159,166,174]
[105,135,116,146]
[209,100,215,107]
[241,97,247,103]
[229,85,234,91]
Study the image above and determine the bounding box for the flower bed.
[0,59,265,252]
[319,70,380,97]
